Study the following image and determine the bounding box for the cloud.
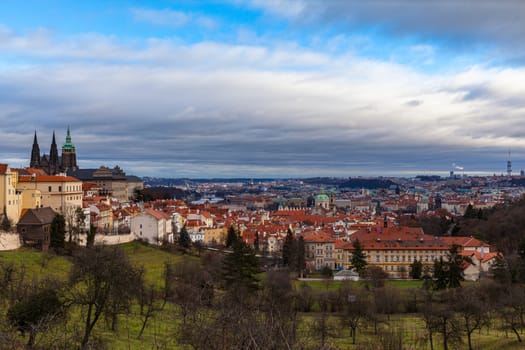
[130,7,217,30]
[1,25,524,177]
[247,1,525,55]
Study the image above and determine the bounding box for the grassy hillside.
[0,244,523,350]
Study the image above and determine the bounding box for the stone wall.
[0,232,21,251]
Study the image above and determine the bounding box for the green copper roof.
[62,126,75,150]
[315,194,329,201]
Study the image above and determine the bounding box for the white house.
[131,208,172,245]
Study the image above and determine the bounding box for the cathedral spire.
[49,130,59,175]
[30,130,41,168]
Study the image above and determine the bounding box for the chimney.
[384,215,388,228]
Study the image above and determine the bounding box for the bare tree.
[69,246,143,348]
[340,287,371,344]
[452,286,488,350]
[499,284,525,343]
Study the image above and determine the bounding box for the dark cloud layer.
[258,1,525,50]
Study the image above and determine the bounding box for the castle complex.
[30,127,78,175]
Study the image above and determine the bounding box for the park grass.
[2,245,524,349]
[295,278,424,291]
[119,241,187,288]
[0,247,72,281]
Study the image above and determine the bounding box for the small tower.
[61,126,78,171]
[30,131,41,168]
[48,131,60,175]
[507,150,512,176]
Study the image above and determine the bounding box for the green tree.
[0,209,11,231]
[463,204,477,219]
[86,224,96,248]
[50,214,65,250]
[7,286,65,348]
[226,225,240,248]
[409,259,423,279]
[296,236,306,276]
[447,244,471,288]
[282,228,297,268]
[253,231,260,252]
[222,241,259,292]
[178,225,191,249]
[74,207,86,239]
[432,257,448,290]
[350,239,367,275]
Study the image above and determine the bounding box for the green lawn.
[1,245,523,349]
[119,241,187,288]
[0,247,72,281]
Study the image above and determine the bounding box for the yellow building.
[17,174,83,215]
[203,227,227,245]
[20,189,42,210]
[0,164,22,225]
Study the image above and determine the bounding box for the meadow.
[0,243,523,349]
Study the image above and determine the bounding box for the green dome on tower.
[315,194,329,201]
[62,126,75,151]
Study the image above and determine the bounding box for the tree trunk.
[511,326,522,342]
[27,330,36,348]
[442,320,448,350]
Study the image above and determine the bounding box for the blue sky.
[1,0,525,177]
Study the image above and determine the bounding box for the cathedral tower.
[30,131,41,168]
[61,126,77,171]
[48,131,60,175]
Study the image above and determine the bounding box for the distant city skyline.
[1,1,525,178]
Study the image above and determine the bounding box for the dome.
[315,194,330,201]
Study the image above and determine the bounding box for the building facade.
[0,164,22,225]
[17,175,83,215]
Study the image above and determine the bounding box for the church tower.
[30,131,41,168]
[61,126,77,171]
[48,131,60,175]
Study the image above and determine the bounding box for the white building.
[131,208,172,245]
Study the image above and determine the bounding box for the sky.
[1,0,525,178]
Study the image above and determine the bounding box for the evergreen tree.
[222,241,259,291]
[446,244,470,288]
[86,224,96,248]
[350,239,367,274]
[409,259,423,279]
[296,236,306,275]
[0,213,11,232]
[253,231,260,252]
[178,225,191,249]
[463,204,477,218]
[432,257,448,290]
[282,228,297,268]
[50,214,66,250]
[226,225,239,248]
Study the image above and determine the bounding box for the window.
[59,186,62,192]
[48,186,52,192]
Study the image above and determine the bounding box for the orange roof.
[441,236,485,248]
[19,175,81,182]
[0,164,8,175]
[145,208,171,220]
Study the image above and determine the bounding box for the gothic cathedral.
[30,127,78,175]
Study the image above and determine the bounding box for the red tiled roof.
[19,175,81,182]
[146,208,171,220]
